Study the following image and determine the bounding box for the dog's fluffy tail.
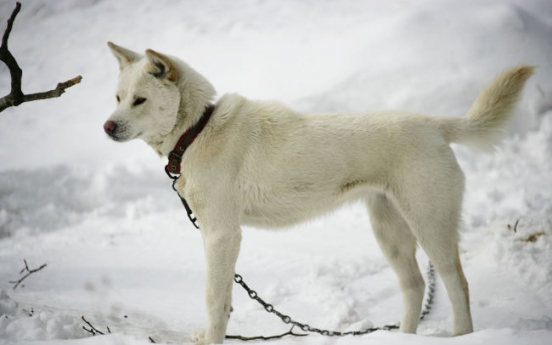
[437,65,534,150]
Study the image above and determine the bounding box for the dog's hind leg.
[417,237,472,336]
[392,162,473,336]
[366,193,425,333]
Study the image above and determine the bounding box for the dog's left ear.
[145,49,178,83]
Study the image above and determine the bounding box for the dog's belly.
[242,200,338,228]
[240,181,374,228]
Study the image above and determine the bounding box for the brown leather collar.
[165,104,215,176]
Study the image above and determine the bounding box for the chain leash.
[420,261,435,321]
[166,168,200,229]
[167,172,436,339]
[233,261,435,337]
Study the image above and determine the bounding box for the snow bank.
[0,164,175,238]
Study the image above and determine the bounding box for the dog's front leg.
[191,220,242,345]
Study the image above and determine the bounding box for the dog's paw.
[190,329,206,344]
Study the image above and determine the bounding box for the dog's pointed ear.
[145,49,178,82]
[108,42,141,71]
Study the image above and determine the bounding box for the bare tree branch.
[0,2,82,113]
[20,76,83,102]
[9,259,47,290]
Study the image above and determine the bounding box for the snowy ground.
[1,0,551,344]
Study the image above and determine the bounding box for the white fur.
[105,42,533,344]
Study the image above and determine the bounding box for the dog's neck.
[149,104,210,157]
[165,104,215,175]
[146,58,217,157]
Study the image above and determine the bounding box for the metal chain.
[233,261,435,337]
[167,170,200,229]
[420,261,435,321]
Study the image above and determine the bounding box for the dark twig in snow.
[0,2,82,113]
[9,259,47,290]
[81,315,157,343]
[81,315,111,336]
[226,325,309,341]
[507,218,520,233]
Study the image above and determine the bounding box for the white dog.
[104,42,533,344]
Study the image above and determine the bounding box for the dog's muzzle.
[103,120,126,141]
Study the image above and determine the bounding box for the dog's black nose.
[104,120,117,136]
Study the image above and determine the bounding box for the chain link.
[234,261,435,337]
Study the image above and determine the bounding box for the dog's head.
[104,42,182,144]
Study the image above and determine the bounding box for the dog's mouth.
[106,133,127,142]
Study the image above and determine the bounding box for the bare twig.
[81,315,111,336]
[0,2,82,112]
[225,325,309,341]
[9,259,47,290]
[507,218,520,233]
[81,315,156,343]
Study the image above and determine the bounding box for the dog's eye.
[133,97,147,106]
[116,95,120,103]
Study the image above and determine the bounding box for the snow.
[0,0,551,344]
